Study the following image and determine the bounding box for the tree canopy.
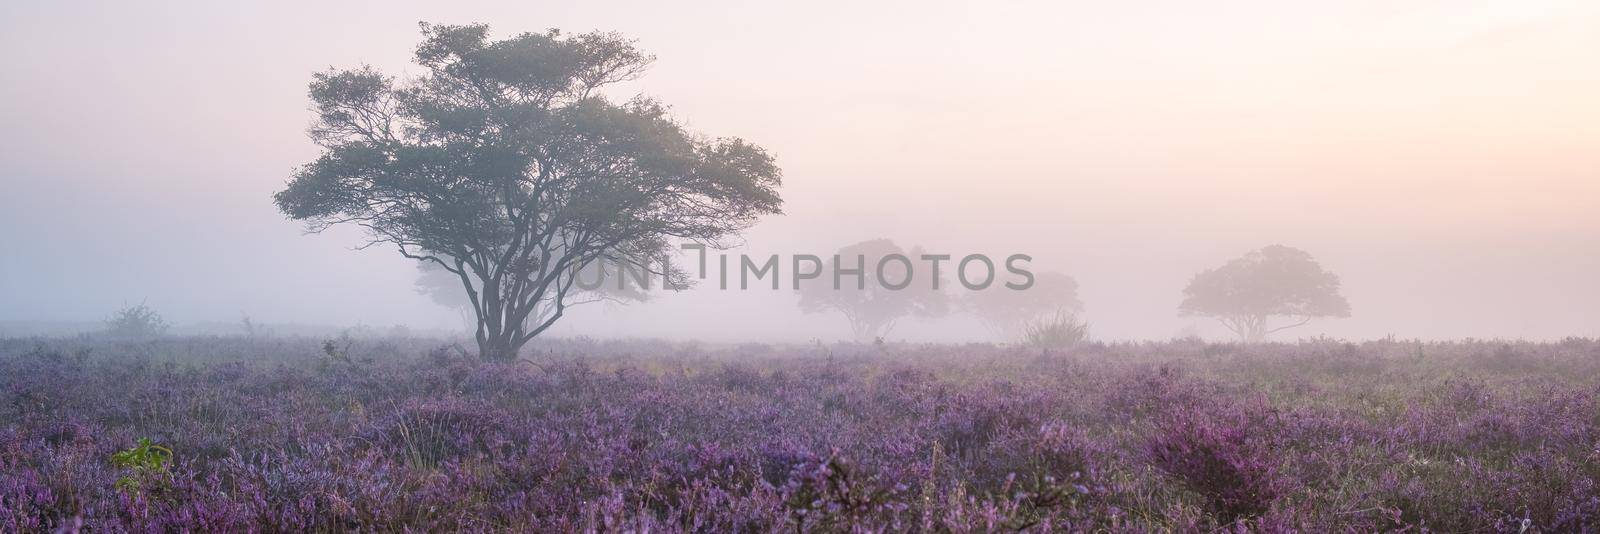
[964,271,1083,341]
[796,239,949,342]
[1179,245,1350,342]
[276,23,783,360]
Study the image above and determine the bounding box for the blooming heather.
[3,336,1599,531]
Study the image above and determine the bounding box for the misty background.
[2,0,1597,342]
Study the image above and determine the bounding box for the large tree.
[276,23,783,361]
[797,239,949,341]
[1179,245,1350,342]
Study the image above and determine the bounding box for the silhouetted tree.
[964,271,1082,340]
[276,23,783,361]
[1179,245,1350,342]
[797,239,949,341]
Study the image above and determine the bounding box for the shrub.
[1146,407,1281,525]
[104,303,169,340]
[1021,310,1089,350]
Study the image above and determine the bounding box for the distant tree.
[275,23,783,361]
[414,260,474,312]
[105,302,170,340]
[797,239,949,341]
[239,313,261,338]
[1179,245,1350,342]
[964,271,1083,340]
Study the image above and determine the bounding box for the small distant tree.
[797,239,949,341]
[964,271,1083,340]
[105,302,170,340]
[1179,245,1350,342]
[275,23,783,361]
[239,313,262,338]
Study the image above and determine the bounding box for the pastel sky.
[2,0,1596,340]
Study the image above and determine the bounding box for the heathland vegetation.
[4,335,1598,530]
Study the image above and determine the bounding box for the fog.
[2,0,1597,342]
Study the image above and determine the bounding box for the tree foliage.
[796,239,948,341]
[275,23,783,360]
[1179,245,1350,342]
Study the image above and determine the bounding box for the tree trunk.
[850,317,892,343]
[477,330,528,362]
[464,270,566,361]
[473,297,527,362]
[1226,315,1269,343]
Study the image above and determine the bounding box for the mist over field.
[5,3,1600,531]
[3,0,1597,342]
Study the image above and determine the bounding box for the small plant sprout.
[110,438,174,495]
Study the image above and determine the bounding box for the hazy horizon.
[3,0,1597,342]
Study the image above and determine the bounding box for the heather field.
[2,337,1598,532]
